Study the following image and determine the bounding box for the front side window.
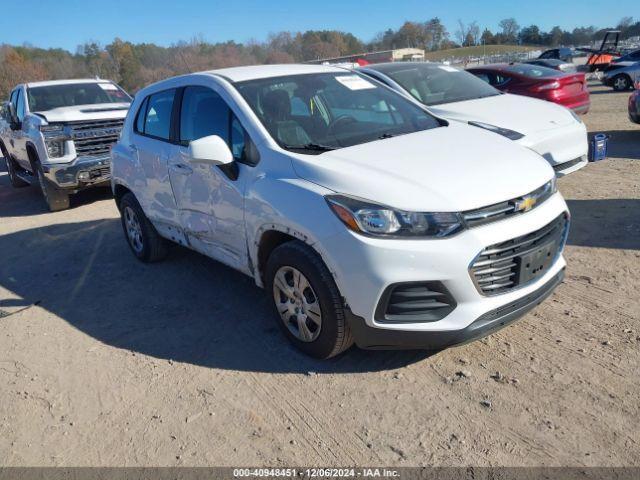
[15,89,26,121]
[27,82,131,112]
[235,72,440,154]
[139,89,176,141]
[179,86,229,145]
[374,64,500,106]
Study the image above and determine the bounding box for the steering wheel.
[327,115,358,135]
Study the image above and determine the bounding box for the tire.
[33,159,70,212]
[119,192,169,263]
[265,241,354,359]
[3,155,29,188]
[612,74,631,92]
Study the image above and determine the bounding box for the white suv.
[111,64,569,359]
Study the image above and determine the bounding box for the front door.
[168,86,249,271]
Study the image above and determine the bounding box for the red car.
[467,63,590,115]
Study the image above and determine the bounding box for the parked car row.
[602,61,640,91]
[1,62,588,358]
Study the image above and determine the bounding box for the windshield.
[27,82,131,111]
[235,73,441,154]
[504,64,560,79]
[373,63,500,106]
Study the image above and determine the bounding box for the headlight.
[326,195,464,238]
[468,121,525,141]
[46,141,64,158]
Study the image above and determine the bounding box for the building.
[307,48,425,65]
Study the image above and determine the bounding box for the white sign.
[335,75,376,90]
[439,66,460,73]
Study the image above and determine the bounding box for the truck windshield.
[370,63,501,106]
[235,72,441,154]
[27,83,131,112]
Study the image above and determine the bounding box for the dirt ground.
[0,82,638,467]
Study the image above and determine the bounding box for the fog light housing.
[78,171,91,182]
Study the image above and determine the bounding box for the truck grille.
[470,214,569,296]
[70,119,124,157]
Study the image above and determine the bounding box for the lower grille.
[553,157,585,172]
[375,282,456,323]
[470,214,569,296]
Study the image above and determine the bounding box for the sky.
[2,0,636,51]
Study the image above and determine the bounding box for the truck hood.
[428,93,577,136]
[291,123,554,212]
[34,103,130,123]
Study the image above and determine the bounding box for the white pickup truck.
[0,79,131,211]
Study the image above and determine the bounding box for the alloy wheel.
[272,266,322,342]
[124,206,144,254]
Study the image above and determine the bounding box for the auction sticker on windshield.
[336,75,376,90]
[439,66,460,72]
[99,83,119,91]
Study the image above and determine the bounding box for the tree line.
[1,16,638,98]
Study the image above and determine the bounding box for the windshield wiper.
[284,143,336,152]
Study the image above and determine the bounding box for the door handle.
[170,163,193,175]
[128,144,138,152]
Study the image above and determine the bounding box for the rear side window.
[179,86,229,144]
[135,89,176,141]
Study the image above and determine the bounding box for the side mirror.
[188,135,234,166]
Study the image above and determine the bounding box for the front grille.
[70,119,124,157]
[463,181,555,228]
[470,213,569,296]
[375,282,456,323]
[553,157,585,172]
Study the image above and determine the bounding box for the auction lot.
[0,81,638,466]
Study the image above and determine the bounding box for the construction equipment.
[576,31,622,72]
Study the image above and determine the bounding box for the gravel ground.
[0,81,638,467]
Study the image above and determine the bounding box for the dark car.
[614,49,640,64]
[630,87,640,124]
[468,63,590,114]
[539,48,574,63]
[525,58,577,73]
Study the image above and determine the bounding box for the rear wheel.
[119,192,169,263]
[265,241,353,359]
[612,74,632,91]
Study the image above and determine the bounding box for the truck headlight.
[46,141,65,158]
[326,195,464,238]
[468,121,525,141]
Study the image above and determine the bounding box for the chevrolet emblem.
[514,196,537,212]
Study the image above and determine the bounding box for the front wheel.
[35,163,70,211]
[265,241,353,359]
[612,74,631,92]
[119,192,168,263]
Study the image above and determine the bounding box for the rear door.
[131,88,180,227]
[167,85,252,271]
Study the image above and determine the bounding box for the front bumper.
[42,155,111,191]
[518,121,588,177]
[348,269,565,349]
[317,192,569,337]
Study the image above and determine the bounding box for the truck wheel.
[119,192,168,263]
[612,74,631,91]
[265,241,354,359]
[35,162,70,212]
[3,155,29,188]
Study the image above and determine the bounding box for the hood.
[290,123,554,212]
[34,103,130,123]
[428,94,576,136]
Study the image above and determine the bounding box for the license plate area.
[517,240,557,284]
